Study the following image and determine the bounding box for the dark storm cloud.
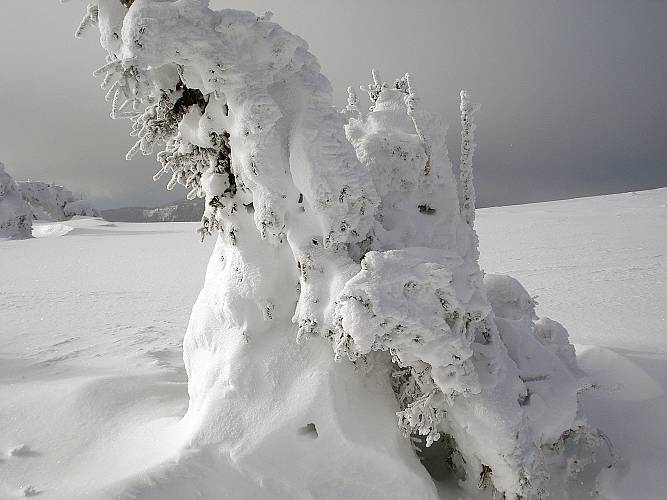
[0,0,665,209]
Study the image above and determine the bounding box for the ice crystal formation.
[74,1,608,498]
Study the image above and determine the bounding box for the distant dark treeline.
[102,198,204,222]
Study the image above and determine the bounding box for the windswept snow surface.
[477,188,666,354]
[0,218,214,499]
[0,188,665,499]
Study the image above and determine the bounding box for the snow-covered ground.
[476,188,667,500]
[0,188,665,499]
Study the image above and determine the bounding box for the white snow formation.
[0,162,32,239]
[18,181,99,221]
[71,1,609,498]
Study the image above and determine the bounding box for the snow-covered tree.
[73,2,609,498]
[0,162,32,239]
[341,77,609,497]
[18,181,99,221]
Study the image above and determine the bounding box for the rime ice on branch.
[459,90,479,228]
[76,2,607,498]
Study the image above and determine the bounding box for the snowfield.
[1,188,665,499]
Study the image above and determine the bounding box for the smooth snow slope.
[0,188,665,499]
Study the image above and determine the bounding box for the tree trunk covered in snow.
[75,1,607,498]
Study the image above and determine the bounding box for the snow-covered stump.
[75,1,607,498]
[0,162,32,239]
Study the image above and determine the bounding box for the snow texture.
[67,1,607,498]
[0,162,32,239]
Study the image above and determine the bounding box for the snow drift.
[73,1,609,498]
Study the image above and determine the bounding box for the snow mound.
[32,217,115,238]
[577,345,663,402]
[7,444,33,458]
[32,222,75,238]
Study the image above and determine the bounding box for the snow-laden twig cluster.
[93,56,148,119]
[74,3,99,39]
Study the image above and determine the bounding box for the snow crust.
[0,162,33,240]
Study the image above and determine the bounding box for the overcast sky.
[0,0,665,209]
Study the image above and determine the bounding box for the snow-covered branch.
[459,90,480,228]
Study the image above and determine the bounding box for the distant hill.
[102,198,204,222]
